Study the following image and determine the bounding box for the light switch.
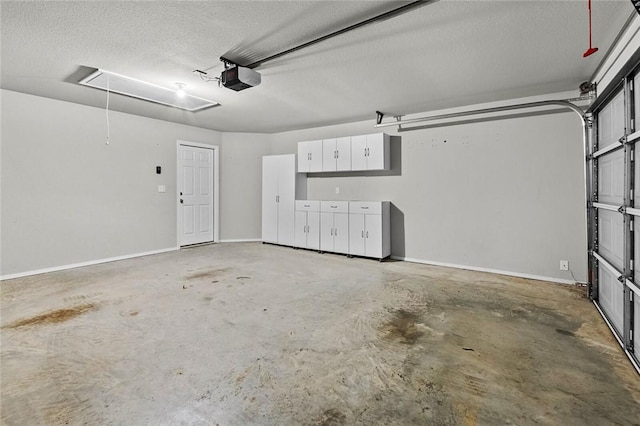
[158,185,166,193]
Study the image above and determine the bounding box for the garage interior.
[2,1,640,424]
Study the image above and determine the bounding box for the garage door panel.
[598,90,625,147]
[598,149,625,204]
[598,209,625,270]
[598,266,625,335]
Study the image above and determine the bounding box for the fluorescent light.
[79,69,219,111]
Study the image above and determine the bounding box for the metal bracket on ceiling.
[375,111,384,125]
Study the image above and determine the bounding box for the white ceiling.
[0,1,634,133]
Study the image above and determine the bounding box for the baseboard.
[0,247,179,281]
[218,239,261,243]
[390,255,582,285]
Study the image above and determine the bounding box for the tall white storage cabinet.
[262,155,306,246]
[351,133,390,171]
[295,200,320,250]
[349,201,390,260]
[320,201,350,254]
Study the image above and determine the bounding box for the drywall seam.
[390,256,582,286]
[0,247,179,281]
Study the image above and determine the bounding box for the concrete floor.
[1,242,639,425]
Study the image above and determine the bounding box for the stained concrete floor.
[1,242,639,425]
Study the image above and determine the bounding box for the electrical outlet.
[158,185,166,193]
[560,260,569,271]
[335,186,340,194]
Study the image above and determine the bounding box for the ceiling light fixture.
[175,82,186,97]
[79,69,220,111]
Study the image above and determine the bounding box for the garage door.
[589,70,640,373]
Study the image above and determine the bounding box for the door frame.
[176,140,220,246]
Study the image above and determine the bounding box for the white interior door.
[178,144,214,246]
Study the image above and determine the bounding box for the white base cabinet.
[348,201,390,260]
[295,199,391,260]
[262,154,306,246]
[295,200,320,250]
[320,201,350,254]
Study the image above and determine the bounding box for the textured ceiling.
[0,1,634,133]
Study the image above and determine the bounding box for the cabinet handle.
[361,230,364,238]
[331,228,334,236]
[335,228,338,237]
[331,205,337,208]
[366,231,369,238]
[361,206,369,210]
[304,204,310,207]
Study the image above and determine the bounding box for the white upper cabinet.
[298,140,323,173]
[323,137,352,172]
[298,133,389,173]
[351,133,390,171]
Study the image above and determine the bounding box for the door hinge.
[630,79,634,91]
[630,259,634,271]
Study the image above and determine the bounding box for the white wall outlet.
[335,186,340,194]
[560,260,569,271]
[158,184,166,193]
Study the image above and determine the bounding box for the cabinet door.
[366,133,386,170]
[277,156,296,246]
[297,142,310,172]
[320,212,334,252]
[261,156,278,243]
[307,211,320,250]
[350,135,367,171]
[332,213,349,254]
[349,213,365,256]
[309,140,323,172]
[322,139,337,172]
[364,214,383,258]
[295,211,308,248]
[336,137,351,171]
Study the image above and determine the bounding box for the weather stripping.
[79,69,219,111]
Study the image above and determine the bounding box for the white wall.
[1,89,588,283]
[269,96,588,283]
[218,132,271,241]
[0,90,226,276]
